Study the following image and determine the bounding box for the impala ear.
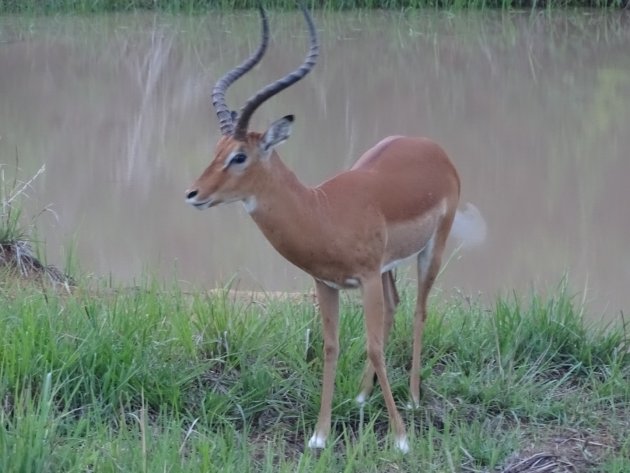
[260,115,294,155]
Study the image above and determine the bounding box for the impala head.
[186,4,319,210]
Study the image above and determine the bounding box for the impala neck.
[249,154,315,221]
[246,154,323,268]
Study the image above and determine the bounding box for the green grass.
[0,278,628,472]
[0,0,627,14]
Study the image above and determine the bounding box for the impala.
[186,5,483,453]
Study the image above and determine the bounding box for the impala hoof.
[395,435,410,454]
[355,392,368,406]
[307,432,326,449]
[406,400,421,410]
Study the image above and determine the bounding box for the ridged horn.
[233,3,319,142]
[212,6,269,136]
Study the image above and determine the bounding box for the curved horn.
[233,3,319,142]
[212,6,269,136]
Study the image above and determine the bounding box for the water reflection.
[0,11,628,319]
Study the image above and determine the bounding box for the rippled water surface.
[1,11,629,319]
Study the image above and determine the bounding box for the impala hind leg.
[362,274,408,453]
[409,225,450,408]
[357,271,399,405]
[308,280,340,450]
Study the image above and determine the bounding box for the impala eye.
[228,152,248,167]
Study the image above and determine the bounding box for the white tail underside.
[450,202,487,249]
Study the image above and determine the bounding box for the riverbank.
[0,273,628,471]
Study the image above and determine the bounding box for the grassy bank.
[0,277,628,472]
[0,0,628,14]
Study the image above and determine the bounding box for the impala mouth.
[187,197,222,210]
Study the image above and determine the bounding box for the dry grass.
[500,428,619,472]
[0,161,71,288]
[0,241,71,286]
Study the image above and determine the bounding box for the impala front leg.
[308,280,340,449]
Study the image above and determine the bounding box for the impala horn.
[232,3,319,142]
[212,6,269,136]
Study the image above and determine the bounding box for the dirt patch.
[0,241,71,287]
[499,428,618,473]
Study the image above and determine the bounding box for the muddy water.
[1,11,629,319]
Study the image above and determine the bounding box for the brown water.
[1,11,629,320]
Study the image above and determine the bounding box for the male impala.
[186,5,478,453]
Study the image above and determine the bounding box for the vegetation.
[0,0,628,14]
[0,273,628,471]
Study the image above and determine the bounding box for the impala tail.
[450,202,487,249]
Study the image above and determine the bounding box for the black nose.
[186,189,198,200]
